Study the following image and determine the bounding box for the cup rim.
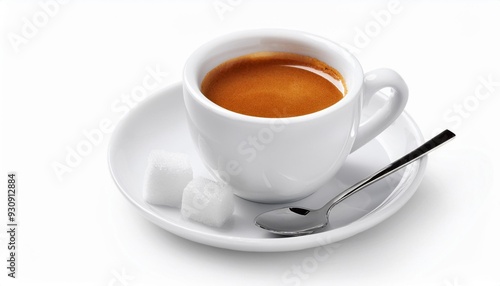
[183,28,364,124]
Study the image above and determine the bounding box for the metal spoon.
[255,129,456,236]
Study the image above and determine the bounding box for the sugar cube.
[143,150,193,207]
[181,177,234,227]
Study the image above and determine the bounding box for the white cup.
[183,29,408,203]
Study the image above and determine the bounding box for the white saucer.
[108,82,426,252]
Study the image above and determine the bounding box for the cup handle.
[351,68,409,152]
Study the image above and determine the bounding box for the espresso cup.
[183,29,408,203]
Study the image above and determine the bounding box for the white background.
[1,0,500,285]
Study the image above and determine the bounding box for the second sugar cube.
[181,177,234,227]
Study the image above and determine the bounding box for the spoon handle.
[324,129,456,214]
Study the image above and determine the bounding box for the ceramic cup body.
[183,29,408,203]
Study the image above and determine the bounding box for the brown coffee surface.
[201,52,345,118]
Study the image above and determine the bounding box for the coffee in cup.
[201,51,346,118]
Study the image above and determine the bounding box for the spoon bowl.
[255,207,326,235]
